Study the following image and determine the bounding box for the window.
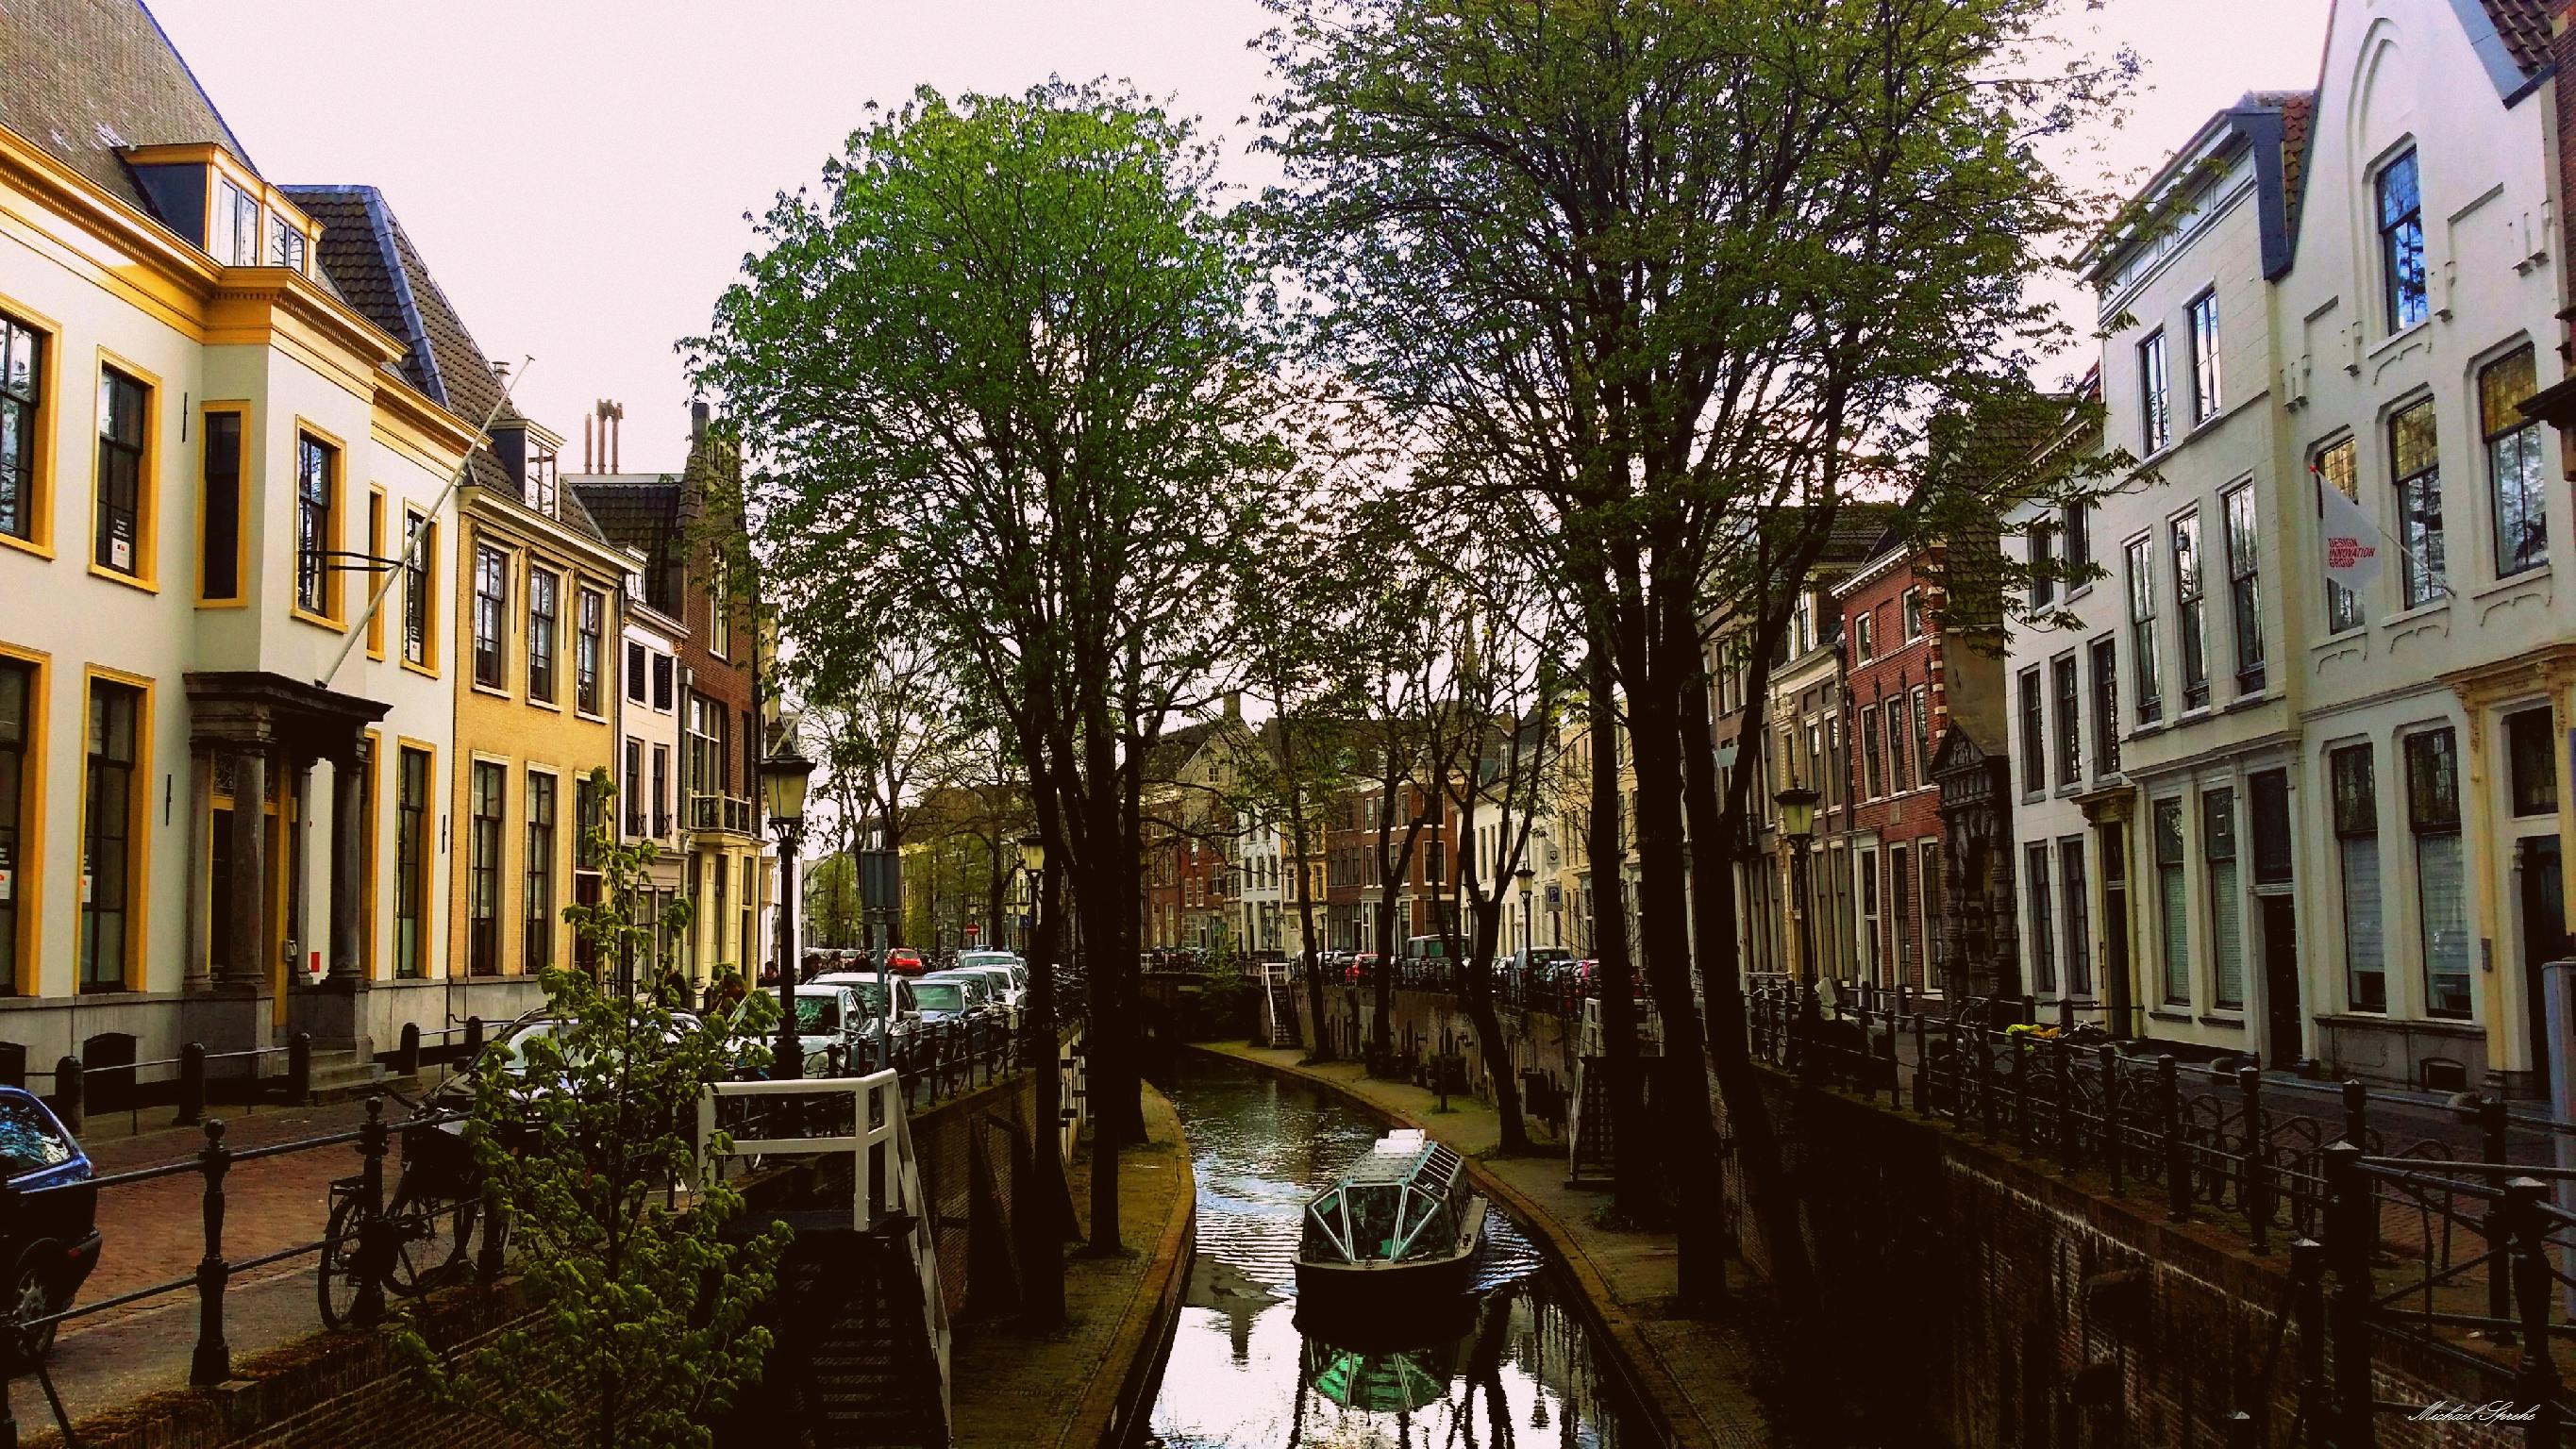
[265,210,305,271]
[652,655,674,712]
[211,179,259,266]
[2218,484,2264,693]
[625,739,644,834]
[2204,789,2243,1009]
[713,856,730,966]
[468,760,504,975]
[686,694,725,808]
[576,589,605,715]
[2065,502,2092,581]
[2187,290,2222,424]
[94,366,146,575]
[79,680,141,990]
[2139,329,2172,454]
[0,658,30,991]
[2481,346,2546,578]
[198,409,243,601]
[391,514,429,671]
[2378,148,2428,333]
[2317,438,2364,632]
[651,744,670,836]
[2391,398,2445,608]
[1860,705,1883,798]
[2089,636,2120,776]
[527,568,560,703]
[1900,588,1923,640]
[2507,707,2558,818]
[2172,512,2208,709]
[2060,838,2091,996]
[1,313,42,544]
[2031,524,2056,608]
[395,745,428,978]
[2155,798,2189,1004]
[2127,538,2162,723]
[1886,693,1912,792]
[1911,688,1932,782]
[2332,744,2384,1012]
[1854,610,1874,662]
[293,432,336,616]
[472,545,508,689]
[1889,843,1913,984]
[1918,841,1943,991]
[2250,769,2293,887]
[363,491,385,655]
[2405,729,2470,1018]
[576,774,605,871]
[1858,846,1882,981]
[709,573,733,658]
[2017,668,2044,795]
[525,772,557,970]
[2026,842,2055,993]
[627,641,648,703]
[2052,655,2080,789]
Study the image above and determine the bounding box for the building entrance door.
[2517,836,2566,1091]
[2098,824,2131,1037]
[2259,895,2300,1067]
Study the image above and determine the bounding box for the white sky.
[149,0,2335,472]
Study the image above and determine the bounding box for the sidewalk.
[1193,1041,1782,1449]
[948,1084,1195,1449]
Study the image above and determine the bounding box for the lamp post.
[1018,833,1045,958]
[758,729,816,1081]
[1515,865,1535,963]
[1775,785,1819,986]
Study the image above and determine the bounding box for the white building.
[616,551,687,985]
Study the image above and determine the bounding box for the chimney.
[692,400,711,439]
[582,413,594,473]
[1224,690,1242,720]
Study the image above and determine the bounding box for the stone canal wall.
[30,1066,1094,1449]
[1285,985,2526,1449]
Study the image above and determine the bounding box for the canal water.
[1146,1053,1651,1448]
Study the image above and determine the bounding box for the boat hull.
[1293,1197,1486,1325]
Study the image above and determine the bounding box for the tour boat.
[1294,1129,1488,1317]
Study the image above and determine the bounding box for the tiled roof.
[2481,0,2552,79]
[0,0,254,221]
[570,477,684,554]
[2244,90,2318,236]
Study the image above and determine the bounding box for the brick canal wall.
[36,1068,1060,1449]
[1292,987,2524,1449]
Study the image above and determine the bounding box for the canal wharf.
[1191,1041,1782,1449]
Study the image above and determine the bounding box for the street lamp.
[1019,833,1045,955]
[1775,785,1820,986]
[1515,865,1535,961]
[758,728,816,1081]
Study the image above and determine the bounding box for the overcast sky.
[150,0,2334,473]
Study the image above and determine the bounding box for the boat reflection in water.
[1147,1054,1644,1448]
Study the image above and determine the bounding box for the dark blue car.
[0,1087,99,1360]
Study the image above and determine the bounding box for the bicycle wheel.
[316,1194,364,1328]
[383,1183,469,1296]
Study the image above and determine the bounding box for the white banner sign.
[2320,477,2384,592]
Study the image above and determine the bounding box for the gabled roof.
[2474,0,2552,87]
[0,0,254,221]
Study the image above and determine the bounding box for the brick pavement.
[949,1085,1194,1449]
[1194,1041,1784,1449]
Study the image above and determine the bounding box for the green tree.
[400,775,790,1449]
[1261,0,2131,1321]
[687,81,1281,1293]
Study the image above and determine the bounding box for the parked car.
[913,970,1001,1025]
[0,1087,99,1362]
[811,970,926,1064]
[880,946,927,975]
[952,963,1025,1010]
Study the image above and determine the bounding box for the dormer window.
[266,211,306,271]
[211,178,259,266]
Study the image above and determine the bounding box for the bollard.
[2339,1078,2368,1149]
[354,1096,389,1326]
[2238,1067,2269,1256]
[2320,1142,2374,1448]
[397,1022,422,1079]
[191,1120,232,1385]
[176,1041,207,1127]
[52,1055,82,1135]
[2160,1056,2188,1223]
[2058,994,2075,1033]
[2099,1045,2122,1192]
[286,1031,312,1104]
[2021,992,2038,1027]
[462,1015,486,1062]
[1911,1012,1930,1115]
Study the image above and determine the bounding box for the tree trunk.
[1680,624,1819,1325]
[1584,658,1655,1224]
[1018,836,1069,1324]
[1622,612,1724,1306]
[1462,893,1530,1154]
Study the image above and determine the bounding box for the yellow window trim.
[76,664,153,994]
[0,640,49,997]
[393,735,441,981]
[363,488,387,658]
[89,347,162,590]
[290,416,348,623]
[0,289,60,558]
[192,400,252,608]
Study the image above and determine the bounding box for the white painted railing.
[696,1070,950,1427]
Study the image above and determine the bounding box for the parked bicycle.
[316,1087,489,1327]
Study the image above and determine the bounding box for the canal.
[1146,1052,1653,1447]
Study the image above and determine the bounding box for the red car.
[1346,951,1380,985]
[882,947,927,975]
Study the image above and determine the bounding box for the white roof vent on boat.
[1374,1130,1427,1155]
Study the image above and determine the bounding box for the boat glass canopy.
[1299,1130,1470,1266]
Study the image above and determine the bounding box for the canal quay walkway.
[1193,1041,1781,1449]
[950,1082,1196,1449]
